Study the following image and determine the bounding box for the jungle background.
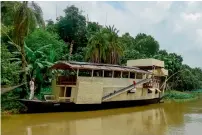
[1,1,202,113]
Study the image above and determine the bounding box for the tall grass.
[189,89,202,93]
[164,90,198,102]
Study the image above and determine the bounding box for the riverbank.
[163,89,202,102]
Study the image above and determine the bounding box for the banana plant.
[24,42,54,78]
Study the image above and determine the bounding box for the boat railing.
[143,82,153,88]
[143,78,160,88]
[57,76,77,85]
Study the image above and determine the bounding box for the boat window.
[114,71,121,78]
[148,89,152,94]
[142,73,145,79]
[130,72,135,79]
[122,72,129,78]
[155,90,158,94]
[79,69,92,77]
[93,70,102,77]
[104,71,112,77]
[57,76,77,85]
[65,87,72,97]
[64,70,76,76]
[136,73,143,79]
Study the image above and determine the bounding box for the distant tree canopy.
[56,5,87,54]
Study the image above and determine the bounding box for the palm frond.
[36,44,53,51]
[24,42,34,54]
[30,1,45,28]
[36,62,44,68]
[8,58,21,61]
[1,83,26,94]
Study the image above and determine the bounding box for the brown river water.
[1,99,202,135]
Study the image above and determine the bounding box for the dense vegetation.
[1,1,202,113]
[164,89,202,102]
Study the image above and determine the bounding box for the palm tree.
[12,1,45,88]
[85,25,123,64]
[85,29,109,63]
[106,25,123,64]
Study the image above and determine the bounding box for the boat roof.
[50,61,151,74]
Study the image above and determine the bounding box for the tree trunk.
[69,40,74,61]
[20,42,28,92]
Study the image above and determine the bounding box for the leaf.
[36,44,53,51]
[36,62,44,68]
[13,61,22,65]
[11,51,21,55]
[26,64,33,71]
[24,42,34,55]
[42,61,53,67]
[8,58,21,61]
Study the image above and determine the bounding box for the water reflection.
[2,100,202,135]
[2,106,168,135]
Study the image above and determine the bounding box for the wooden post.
[163,76,167,94]
[112,71,114,78]
[103,70,104,77]
[121,71,122,78]
[77,69,79,77]
[134,72,136,79]
[91,70,94,77]
[64,87,66,97]
[128,72,130,78]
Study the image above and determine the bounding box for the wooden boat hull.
[18,98,162,113]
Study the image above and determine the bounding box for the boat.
[18,58,168,113]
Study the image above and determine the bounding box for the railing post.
[121,71,122,78]
[77,69,79,77]
[91,70,94,77]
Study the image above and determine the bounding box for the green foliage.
[25,29,68,61]
[1,44,26,113]
[120,32,160,64]
[190,89,202,93]
[164,90,198,102]
[24,42,55,94]
[1,44,20,86]
[71,47,87,61]
[1,1,20,26]
[105,25,124,64]
[35,87,52,100]
[12,1,45,45]
[134,33,160,56]
[85,25,124,64]
[85,28,109,63]
[46,19,58,33]
[86,22,102,39]
[57,5,87,54]
[1,88,27,113]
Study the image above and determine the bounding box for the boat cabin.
[48,59,168,104]
[127,58,168,93]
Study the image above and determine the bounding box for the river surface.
[1,99,202,135]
